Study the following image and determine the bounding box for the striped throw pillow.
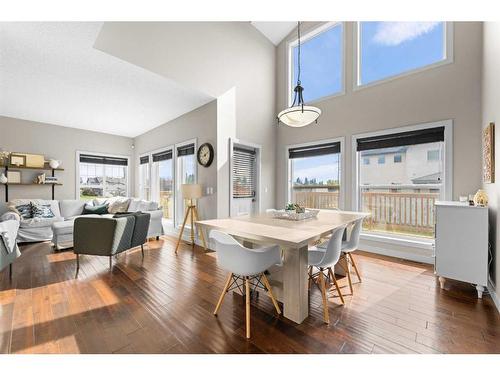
[15,204,32,219]
[31,203,55,219]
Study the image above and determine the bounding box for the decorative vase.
[0,173,7,184]
[49,159,60,169]
[473,189,488,207]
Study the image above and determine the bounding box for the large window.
[288,141,341,210]
[151,149,174,221]
[289,22,343,104]
[78,153,128,200]
[355,125,448,239]
[357,22,448,86]
[139,155,150,200]
[176,142,196,227]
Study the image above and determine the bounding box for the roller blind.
[357,126,445,151]
[152,149,172,162]
[139,155,149,165]
[177,144,195,157]
[288,141,341,159]
[80,154,128,166]
[233,147,256,199]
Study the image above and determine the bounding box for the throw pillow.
[31,203,55,219]
[14,204,32,219]
[82,203,109,215]
[108,198,131,214]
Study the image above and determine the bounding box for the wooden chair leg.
[175,207,191,254]
[245,277,251,339]
[344,255,353,294]
[318,268,330,324]
[349,253,362,282]
[261,273,281,315]
[214,272,233,315]
[329,267,345,305]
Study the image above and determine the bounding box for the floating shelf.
[4,183,63,186]
[2,164,64,171]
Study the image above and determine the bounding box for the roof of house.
[360,146,408,156]
[411,172,442,184]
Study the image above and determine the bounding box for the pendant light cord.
[297,21,301,86]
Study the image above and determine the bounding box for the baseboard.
[360,240,434,264]
[488,277,500,313]
[161,225,210,249]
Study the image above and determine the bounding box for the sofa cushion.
[83,203,109,215]
[59,200,86,218]
[20,216,64,228]
[108,198,131,214]
[31,203,55,219]
[128,199,158,212]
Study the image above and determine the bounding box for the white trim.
[138,150,152,200]
[487,276,500,313]
[75,150,131,200]
[174,138,197,228]
[286,21,346,107]
[360,240,434,264]
[360,232,434,250]
[353,22,454,91]
[285,136,346,210]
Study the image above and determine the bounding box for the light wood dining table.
[196,210,370,324]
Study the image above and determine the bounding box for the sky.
[292,22,445,101]
[292,154,340,184]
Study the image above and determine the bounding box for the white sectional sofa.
[0,198,163,248]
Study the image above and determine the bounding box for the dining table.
[196,209,370,324]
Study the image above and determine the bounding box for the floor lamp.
[175,183,207,254]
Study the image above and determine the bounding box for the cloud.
[372,22,440,46]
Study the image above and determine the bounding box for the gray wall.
[275,22,483,210]
[482,22,500,300]
[133,100,218,221]
[0,115,133,201]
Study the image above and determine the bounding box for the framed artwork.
[10,154,26,167]
[7,170,21,184]
[483,122,495,183]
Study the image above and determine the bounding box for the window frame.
[149,145,175,222]
[287,21,346,106]
[138,152,151,200]
[353,22,454,91]
[175,138,198,229]
[75,150,131,200]
[351,119,453,243]
[286,136,345,210]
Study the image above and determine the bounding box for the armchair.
[0,220,21,281]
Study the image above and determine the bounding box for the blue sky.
[292,154,340,184]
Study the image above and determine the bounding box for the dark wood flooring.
[0,236,499,354]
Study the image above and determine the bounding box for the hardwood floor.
[0,236,499,354]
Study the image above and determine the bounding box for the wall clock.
[197,142,214,167]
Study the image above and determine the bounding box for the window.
[176,142,196,227]
[233,147,256,198]
[363,157,370,165]
[394,154,402,163]
[290,22,343,103]
[151,149,174,221]
[427,149,440,161]
[78,153,128,200]
[288,141,341,210]
[356,125,446,239]
[378,156,385,164]
[139,155,150,200]
[357,22,448,86]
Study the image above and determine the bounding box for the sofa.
[0,198,163,248]
[0,219,21,280]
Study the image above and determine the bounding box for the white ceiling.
[0,22,212,138]
[251,22,296,45]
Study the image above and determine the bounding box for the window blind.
[139,155,150,165]
[233,147,256,199]
[356,126,445,151]
[177,144,195,157]
[152,149,172,162]
[80,154,128,166]
[288,141,341,159]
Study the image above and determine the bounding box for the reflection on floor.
[0,236,499,354]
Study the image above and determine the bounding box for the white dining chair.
[339,217,364,294]
[308,224,347,324]
[210,230,282,339]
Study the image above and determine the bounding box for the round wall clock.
[197,142,214,167]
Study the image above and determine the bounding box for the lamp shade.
[277,105,321,128]
[182,183,203,199]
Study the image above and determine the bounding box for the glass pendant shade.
[277,105,321,127]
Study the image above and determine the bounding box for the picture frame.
[483,122,495,183]
[10,153,26,167]
[7,170,21,184]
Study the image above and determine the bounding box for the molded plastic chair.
[308,225,347,324]
[339,218,363,294]
[210,230,281,339]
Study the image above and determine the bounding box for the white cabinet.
[434,201,488,298]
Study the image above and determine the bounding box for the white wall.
[0,115,134,202]
[481,22,500,304]
[276,22,483,210]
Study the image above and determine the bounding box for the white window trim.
[75,150,131,200]
[138,151,152,200]
[174,138,197,228]
[147,145,175,221]
[287,21,346,107]
[351,119,453,245]
[285,136,346,210]
[353,22,454,91]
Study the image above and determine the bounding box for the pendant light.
[277,21,321,127]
